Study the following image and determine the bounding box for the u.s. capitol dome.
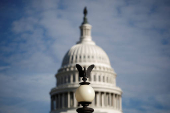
[50,8,123,113]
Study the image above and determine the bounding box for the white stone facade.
[50,12,123,113]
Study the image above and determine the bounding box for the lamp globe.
[75,85,95,102]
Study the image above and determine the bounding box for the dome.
[62,43,111,68]
[61,22,111,68]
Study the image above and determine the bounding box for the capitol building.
[50,8,123,113]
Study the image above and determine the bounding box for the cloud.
[0,0,170,113]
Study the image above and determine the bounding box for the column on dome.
[62,93,65,108]
[115,94,117,109]
[55,94,58,109]
[117,95,120,110]
[100,92,102,107]
[58,94,60,108]
[92,94,95,107]
[97,92,100,107]
[120,95,122,110]
[51,96,53,110]
[98,92,101,107]
[53,95,56,110]
[101,92,104,107]
[75,73,78,83]
[111,93,113,107]
[109,93,111,107]
[118,95,121,110]
[67,92,70,108]
[65,93,67,108]
[113,93,115,109]
[60,93,62,108]
[73,92,77,107]
[70,92,73,107]
[104,92,106,107]
[105,92,108,107]
[94,92,97,106]
[116,94,118,109]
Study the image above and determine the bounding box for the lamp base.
[76,107,94,113]
[76,102,94,113]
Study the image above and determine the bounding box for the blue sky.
[0,0,170,113]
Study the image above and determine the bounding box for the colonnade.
[51,91,122,111]
[92,92,122,110]
[51,92,77,110]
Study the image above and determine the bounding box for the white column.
[104,92,106,107]
[55,95,58,109]
[113,94,116,109]
[105,93,107,107]
[97,92,100,107]
[51,96,52,110]
[109,93,111,107]
[68,92,70,108]
[70,74,73,83]
[62,93,65,108]
[76,73,78,83]
[101,92,104,107]
[59,94,61,108]
[98,92,101,107]
[115,94,117,109]
[111,93,113,107]
[92,96,95,107]
[120,95,122,110]
[118,95,120,110]
[74,92,77,107]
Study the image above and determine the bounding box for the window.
[61,77,63,84]
[99,76,101,82]
[103,76,105,82]
[64,76,67,83]
[71,56,73,61]
[73,74,75,82]
[94,75,96,81]
[68,76,70,83]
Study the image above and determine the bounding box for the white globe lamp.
[75,63,95,113]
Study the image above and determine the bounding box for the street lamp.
[75,64,95,113]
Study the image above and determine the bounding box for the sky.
[0,0,170,113]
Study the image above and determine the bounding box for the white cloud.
[0,0,170,113]
[0,73,55,102]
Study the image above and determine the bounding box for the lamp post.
[75,64,95,113]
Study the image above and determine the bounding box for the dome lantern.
[77,7,95,45]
